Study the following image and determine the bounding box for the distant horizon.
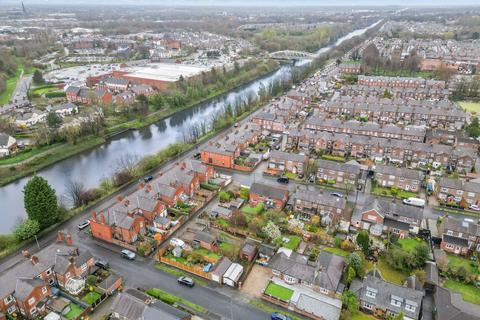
[4,0,480,7]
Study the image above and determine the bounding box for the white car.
[469,204,480,211]
[170,238,185,248]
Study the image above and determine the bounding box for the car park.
[121,249,136,260]
[177,276,195,287]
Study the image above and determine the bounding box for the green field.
[31,85,60,96]
[264,281,294,301]
[459,101,480,114]
[0,64,23,105]
[444,279,480,305]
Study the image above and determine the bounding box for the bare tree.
[114,153,140,176]
[65,180,85,208]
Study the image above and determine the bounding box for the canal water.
[0,21,381,233]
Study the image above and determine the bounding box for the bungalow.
[351,198,423,237]
[0,133,16,157]
[440,217,480,255]
[268,150,308,175]
[249,182,289,210]
[46,102,78,117]
[193,231,217,251]
[292,189,346,225]
[350,273,424,320]
[269,249,345,297]
[374,164,423,192]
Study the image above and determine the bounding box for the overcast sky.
[9,0,480,6]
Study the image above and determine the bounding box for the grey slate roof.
[315,251,345,292]
[375,164,423,181]
[316,159,361,175]
[296,293,342,320]
[351,274,424,319]
[293,189,346,209]
[442,234,469,247]
[250,182,288,201]
[270,150,308,163]
[435,286,480,320]
[269,252,316,283]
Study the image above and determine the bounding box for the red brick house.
[249,182,289,210]
[91,207,147,244]
[268,150,308,175]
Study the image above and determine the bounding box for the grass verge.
[249,299,305,320]
[155,264,208,286]
[146,288,206,313]
[444,279,480,305]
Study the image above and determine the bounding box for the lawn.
[194,248,222,261]
[323,247,350,257]
[444,279,480,305]
[155,264,208,286]
[447,254,479,275]
[82,291,101,305]
[376,258,408,285]
[284,171,298,179]
[264,281,294,301]
[241,203,264,215]
[283,235,301,250]
[398,238,423,252]
[219,241,234,252]
[351,312,376,320]
[459,101,480,114]
[146,288,206,313]
[64,304,84,320]
[372,186,417,199]
[165,252,189,265]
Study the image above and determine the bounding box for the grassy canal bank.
[0,59,280,187]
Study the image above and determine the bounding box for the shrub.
[14,219,40,241]
[239,187,250,200]
[45,91,66,98]
[219,191,232,202]
[200,183,219,191]
[86,275,97,286]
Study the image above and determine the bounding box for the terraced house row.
[286,129,476,172]
[318,97,466,129]
[357,75,445,89]
[340,84,450,100]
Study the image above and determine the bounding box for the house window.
[320,287,329,294]
[405,304,416,313]
[363,302,374,310]
[4,295,13,305]
[284,275,297,284]
[390,296,403,307]
[28,297,36,306]
[7,305,17,314]
[65,272,71,278]
[457,190,464,196]
[45,269,52,276]
[42,286,48,295]
[366,287,377,299]
[447,230,453,236]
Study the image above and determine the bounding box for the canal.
[0,21,381,233]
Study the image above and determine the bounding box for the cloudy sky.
[8,0,480,6]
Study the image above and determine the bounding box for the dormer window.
[366,287,377,299]
[391,295,403,307]
[405,299,418,313]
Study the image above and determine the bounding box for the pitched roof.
[315,251,345,292]
[293,189,346,209]
[269,251,315,283]
[442,234,469,247]
[435,286,480,320]
[250,182,288,201]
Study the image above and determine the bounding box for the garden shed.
[223,263,244,287]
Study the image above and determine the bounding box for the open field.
[459,101,480,114]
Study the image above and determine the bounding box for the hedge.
[45,91,66,98]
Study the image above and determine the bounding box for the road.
[11,72,32,105]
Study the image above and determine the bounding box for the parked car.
[95,259,110,269]
[170,238,186,248]
[193,153,201,160]
[121,249,136,260]
[271,312,292,320]
[177,276,195,287]
[277,176,289,184]
[469,204,480,211]
[143,175,153,183]
[78,220,90,230]
[330,192,343,198]
[402,197,425,208]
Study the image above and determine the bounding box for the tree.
[466,117,480,138]
[356,230,370,255]
[262,221,281,242]
[14,218,40,241]
[32,69,44,85]
[23,176,58,229]
[342,290,359,314]
[46,111,63,130]
[348,252,365,278]
[346,266,356,285]
[65,180,86,208]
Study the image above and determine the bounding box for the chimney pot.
[57,230,65,242]
[22,250,31,258]
[92,211,97,222]
[100,213,106,224]
[66,234,73,246]
[31,255,39,265]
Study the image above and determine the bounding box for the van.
[402,197,425,208]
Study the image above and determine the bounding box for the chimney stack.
[139,182,145,189]
[100,213,106,224]
[57,230,65,242]
[31,255,39,265]
[22,250,30,258]
[92,211,97,223]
